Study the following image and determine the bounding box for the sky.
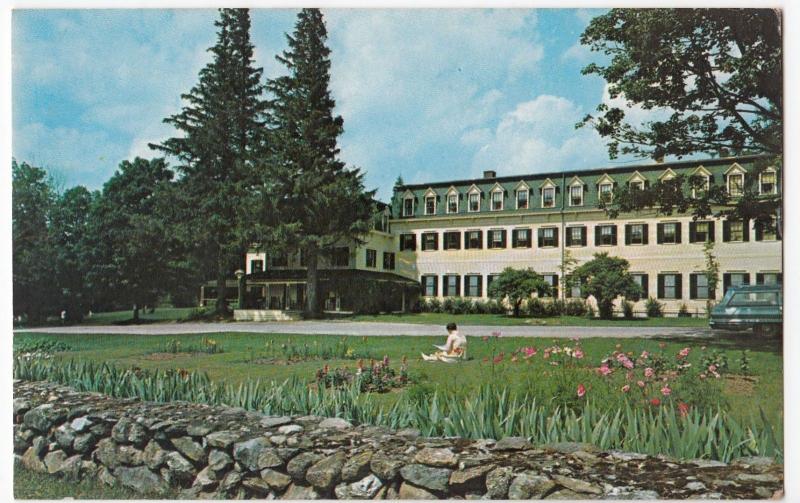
[13,8,667,201]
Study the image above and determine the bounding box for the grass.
[13,330,782,438]
[349,312,709,327]
[13,461,176,499]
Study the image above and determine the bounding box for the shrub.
[14,338,72,354]
[564,299,588,317]
[549,299,566,317]
[622,301,635,319]
[527,298,546,317]
[472,299,490,314]
[486,299,506,314]
[645,297,664,318]
[426,298,442,313]
[678,302,691,317]
[451,297,472,315]
[442,298,455,314]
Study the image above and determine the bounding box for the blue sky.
[13,8,663,201]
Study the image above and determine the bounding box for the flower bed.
[316,357,411,393]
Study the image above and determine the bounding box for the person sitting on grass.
[422,322,467,362]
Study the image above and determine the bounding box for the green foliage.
[678,303,691,317]
[487,267,551,317]
[700,348,729,374]
[573,253,641,319]
[161,336,224,354]
[13,338,72,355]
[645,297,665,318]
[622,301,635,319]
[527,299,564,318]
[316,357,411,393]
[704,240,721,305]
[738,350,752,375]
[263,336,378,362]
[563,299,588,317]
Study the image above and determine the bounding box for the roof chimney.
[483,170,497,179]
[655,155,665,164]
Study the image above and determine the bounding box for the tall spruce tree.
[151,8,268,314]
[266,8,376,317]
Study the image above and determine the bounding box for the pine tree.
[151,8,268,314]
[266,9,376,317]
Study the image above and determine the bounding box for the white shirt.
[445,330,467,352]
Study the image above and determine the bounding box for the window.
[468,193,480,212]
[690,221,714,243]
[599,183,613,203]
[570,185,583,206]
[447,194,458,214]
[542,187,555,208]
[271,254,288,267]
[421,232,438,251]
[422,275,438,297]
[626,223,647,245]
[443,274,460,297]
[512,228,531,248]
[658,273,682,299]
[728,173,744,196]
[424,196,436,215]
[756,273,782,285]
[464,275,482,297]
[491,190,503,211]
[403,197,414,217]
[690,273,712,300]
[723,220,748,242]
[729,291,779,307]
[382,252,395,270]
[692,175,710,198]
[538,227,558,248]
[487,274,500,293]
[331,247,350,267]
[516,189,529,209]
[658,222,681,244]
[595,225,617,246]
[566,226,586,247]
[723,272,749,295]
[464,230,482,249]
[488,229,506,249]
[250,259,264,274]
[565,277,582,298]
[760,170,777,195]
[542,274,559,298]
[631,273,648,300]
[443,231,461,250]
[365,249,377,268]
[399,233,417,251]
[630,180,644,191]
[755,218,778,241]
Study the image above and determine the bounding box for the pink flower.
[637,380,646,388]
[661,385,672,396]
[598,364,612,376]
[708,364,717,372]
[622,358,634,370]
[510,356,518,363]
[621,385,630,393]
[482,336,489,342]
[640,351,650,359]
[522,347,537,358]
[699,373,707,380]
[678,347,690,359]
[577,384,586,398]
[543,350,551,359]
[492,353,504,364]
[573,349,584,359]
[644,367,655,378]
[678,402,690,417]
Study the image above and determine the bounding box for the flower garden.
[13,331,782,464]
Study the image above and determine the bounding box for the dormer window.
[542,187,555,208]
[569,181,584,207]
[424,195,436,215]
[690,166,711,198]
[447,193,458,213]
[516,189,528,209]
[468,193,479,212]
[491,190,503,211]
[728,173,744,196]
[599,183,613,203]
[760,169,777,195]
[403,197,414,217]
[630,181,644,191]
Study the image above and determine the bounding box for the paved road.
[16,320,713,339]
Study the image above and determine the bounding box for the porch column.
[235,269,245,309]
[401,288,406,313]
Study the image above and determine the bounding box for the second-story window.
[728,173,744,196]
[516,189,528,209]
[421,232,438,251]
[447,194,458,213]
[512,228,531,248]
[491,191,503,211]
[630,181,644,191]
[690,221,714,243]
[443,231,461,250]
[599,183,613,203]
[468,193,480,212]
[570,185,583,206]
[425,196,436,215]
[403,198,414,217]
[760,170,776,194]
[658,222,681,244]
[365,249,377,268]
[383,252,395,270]
[542,187,555,208]
[596,224,617,246]
[627,223,646,245]
[250,259,263,273]
[399,233,416,251]
[724,220,746,242]
[488,229,506,249]
[465,230,483,249]
[538,227,557,247]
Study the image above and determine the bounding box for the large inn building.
[227,154,781,316]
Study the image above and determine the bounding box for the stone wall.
[13,380,783,499]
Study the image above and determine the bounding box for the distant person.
[60,310,67,325]
[422,322,467,362]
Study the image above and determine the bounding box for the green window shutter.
[501,230,507,248]
[708,221,715,242]
[675,222,682,244]
[463,231,470,249]
[756,273,764,285]
[611,225,618,245]
[642,224,649,245]
[553,228,559,247]
[581,227,587,246]
[512,231,518,248]
[433,276,438,297]
[657,223,664,244]
[755,221,763,241]
[552,276,559,298]
[625,225,631,245]
[657,274,665,299]
[594,226,601,246]
[689,221,696,243]
[675,274,683,299]
[564,229,570,247]
[641,274,649,299]
[477,276,483,298]
[722,221,730,242]
[455,276,461,296]
[743,273,750,285]
[477,231,483,249]
[723,273,731,294]
[538,229,544,248]
[742,220,750,242]
[690,274,697,299]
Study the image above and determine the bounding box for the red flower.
[577,384,586,398]
[492,353,504,364]
[678,402,690,417]
[650,398,661,406]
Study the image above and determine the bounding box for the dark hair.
[446,322,457,332]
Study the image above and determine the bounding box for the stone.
[552,474,603,495]
[276,447,300,462]
[234,437,283,471]
[287,452,323,482]
[270,435,287,445]
[734,456,775,468]
[171,436,206,463]
[23,404,66,432]
[400,463,452,492]
[755,487,773,498]
[70,416,93,432]
[21,446,47,472]
[508,472,556,499]
[335,474,384,499]
[43,450,67,474]
[143,440,168,470]
[370,452,404,481]
[397,428,421,440]
[206,430,239,449]
[608,450,648,462]
[59,455,84,479]
[164,451,196,483]
[54,424,76,450]
[111,417,147,446]
[13,427,34,453]
[98,466,116,487]
[493,436,533,451]
[542,442,599,454]
[736,473,780,483]
[572,450,601,466]
[14,398,32,416]
[208,449,233,472]
[342,450,374,482]
[242,476,274,496]
[220,471,243,493]
[115,466,168,496]
[94,438,124,468]
[690,459,728,468]
[450,464,494,492]
[318,417,353,429]
[186,421,214,437]
[278,424,303,435]
[685,481,707,491]
[261,469,293,491]
[398,482,438,499]
[194,466,218,488]
[306,451,347,491]
[73,433,96,453]
[485,466,514,499]
[415,447,459,468]
[260,416,292,428]
[545,488,589,499]
[281,483,321,500]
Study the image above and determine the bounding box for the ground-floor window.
[331,247,350,267]
[487,274,500,294]
[690,273,713,299]
[756,272,782,285]
[658,273,682,299]
[422,275,438,297]
[250,259,263,273]
[464,274,482,297]
[382,252,395,270]
[443,274,460,297]
[542,274,558,297]
[631,273,648,300]
[565,277,582,298]
[365,249,377,268]
[723,272,750,294]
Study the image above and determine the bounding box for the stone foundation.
[13,380,783,499]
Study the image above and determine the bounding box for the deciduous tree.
[487,267,551,317]
[573,253,641,320]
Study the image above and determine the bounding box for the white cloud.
[601,83,672,127]
[561,40,592,63]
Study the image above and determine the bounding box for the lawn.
[348,312,709,327]
[13,329,782,439]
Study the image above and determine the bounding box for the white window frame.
[599,182,613,203]
[728,221,745,242]
[569,226,583,246]
[516,188,529,209]
[695,273,710,300]
[424,195,436,216]
[490,189,504,211]
[513,228,530,248]
[490,229,504,248]
[663,274,678,299]
[629,223,645,245]
[467,186,481,213]
[662,222,678,244]
[446,193,459,214]
[759,168,777,195]
[402,196,414,217]
[728,173,744,197]
[540,227,556,247]
[569,184,583,206]
[541,187,556,208]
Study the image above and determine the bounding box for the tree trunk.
[216,254,228,315]
[132,304,140,322]
[513,301,521,318]
[305,244,320,319]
